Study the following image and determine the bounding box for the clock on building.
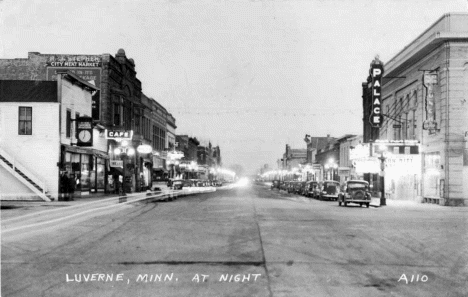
[76,117,93,146]
[78,130,92,143]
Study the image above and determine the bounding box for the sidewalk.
[369,197,466,209]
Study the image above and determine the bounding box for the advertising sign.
[46,57,102,121]
[76,117,93,147]
[110,160,123,168]
[423,71,438,131]
[105,130,133,140]
[45,55,102,67]
[369,60,384,128]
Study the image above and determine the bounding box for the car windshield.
[347,183,367,189]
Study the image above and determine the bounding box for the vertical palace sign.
[422,71,438,131]
[369,58,384,128]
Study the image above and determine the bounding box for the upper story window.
[18,107,32,135]
[113,103,121,126]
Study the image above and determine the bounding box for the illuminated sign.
[167,151,184,160]
[423,71,438,131]
[110,160,123,168]
[137,144,153,154]
[350,144,370,160]
[105,129,133,140]
[369,61,384,128]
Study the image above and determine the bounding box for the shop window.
[18,106,32,135]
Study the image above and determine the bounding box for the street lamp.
[378,144,387,206]
[113,143,135,196]
[324,158,338,181]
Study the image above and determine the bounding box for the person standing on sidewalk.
[68,173,76,201]
[60,172,70,201]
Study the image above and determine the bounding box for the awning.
[153,167,167,171]
[62,144,109,159]
[108,166,123,175]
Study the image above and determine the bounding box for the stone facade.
[380,13,468,206]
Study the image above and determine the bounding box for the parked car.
[287,181,296,193]
[280,181,288,191]
[171,179,185,190]
[271,180,281,190]
[296,181,307,195]
[319,180,341,201]
[338,180,371,208]
[305,181,319,198]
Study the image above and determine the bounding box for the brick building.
[1,49,177,194]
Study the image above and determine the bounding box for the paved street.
[2,182,468,297]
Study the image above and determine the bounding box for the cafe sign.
[105,129,133,140]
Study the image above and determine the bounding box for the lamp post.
[114,141,135,196]
[378,144,387,206]
[325,159,338,181]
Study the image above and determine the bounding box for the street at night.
[2,182,467,296]
[1,1,468,296]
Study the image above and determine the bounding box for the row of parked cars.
[271,179,372,208]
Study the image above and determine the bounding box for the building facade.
[1,49,177,194]
[381,13,468,206]
[361,13,468,205]
[0,74,100,201]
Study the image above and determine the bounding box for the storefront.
[422,152,443,199]
[350,141,422,201]
[61,145,108,195]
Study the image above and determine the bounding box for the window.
[75,112,80,139]
[66,109,71,138]
[18,107,32,135]
[403,112,408,140]
[113,103,121,126]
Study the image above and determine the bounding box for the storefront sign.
[76,117,93,147]
[46,55,102,67]
[369,59,384,128]
[312,164,322,171]
[167,151,184,160]
[423,71,438,131]
[110,160,123,168]
[338,167,350,176]
[137,144,152,154]
[353,157,380,174]
[105,129,133,140]
[47,67,102,121]
[350,144,370,160]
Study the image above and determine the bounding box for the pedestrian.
[68,174,76,201]
[60,172,70,201]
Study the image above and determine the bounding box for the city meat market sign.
[105,130,133,140]
[45,55,102,67]
[369,57,384,128]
